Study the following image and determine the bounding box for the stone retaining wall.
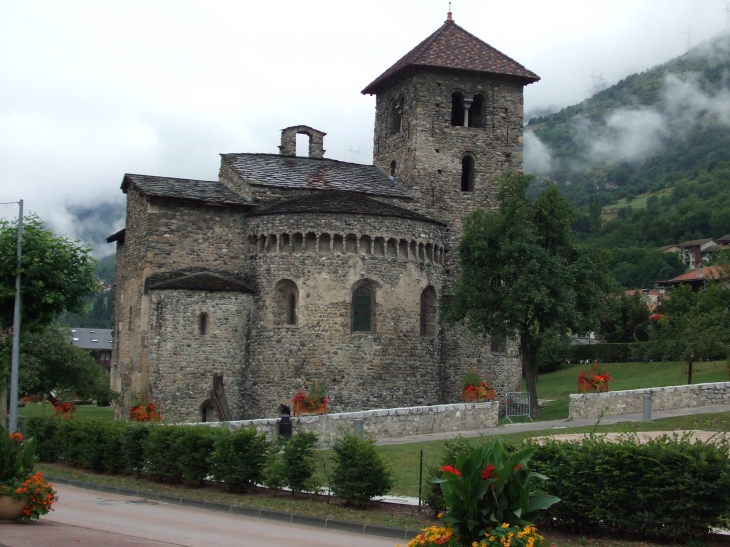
[569,382,730,420]
[203,401,499,444]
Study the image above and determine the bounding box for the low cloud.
[524,60,730,177]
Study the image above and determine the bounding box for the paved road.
[0,484,398,547]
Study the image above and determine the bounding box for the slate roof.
[122,174,251,206]
[70,328,113,351]
[362,19,540,94]
[658,244,679,252]
[718,234,730,243]
[250,191,445,226]
[146,271,254,293]
[221,154,414,199]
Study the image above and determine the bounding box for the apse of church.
[108,13,539,421]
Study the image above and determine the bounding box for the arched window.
[461,154,475,192]
[199,312,209,335]
[470,94,486,128]
[352,286,373,332]
[451,91,465,126]
[275,280,299,326]
[420,286,438,337]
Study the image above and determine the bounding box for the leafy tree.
[588,194,602,235]
[598,292,651,343]
[647,281,730,383]
[0,214,97,331]
[17,323,107,399]
[446,173,615,417]
[330,431,393,507]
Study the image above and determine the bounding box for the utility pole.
[8,199,23,432]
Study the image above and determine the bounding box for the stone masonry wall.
[111,188,150,413]
[372,69,525,255]
[243,212,448,418]
[202,401,499,445]
[569,382,730,420]
[146,290,253,422]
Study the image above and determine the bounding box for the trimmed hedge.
[529,434,730,541]
[425,434,730,541]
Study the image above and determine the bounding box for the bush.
[25,416,59,462]
[435,440,559,545]
[119,422,148,476]
[538,334,572,373]
[529,434,730,541]
[262,446,287,494]
[281,431,318,495]
[56,420,87,467]
[144,425,184,483]
[174,425,219,486]
[209,427,270,493]
[423,436,476,515]
[571,342,646,363]
[54,420,126,472]
[330,431,393,507]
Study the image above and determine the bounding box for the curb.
[45,475,422,541]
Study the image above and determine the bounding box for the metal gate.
[504,392,533,423]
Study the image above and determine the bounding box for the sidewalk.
[375,403,730,446]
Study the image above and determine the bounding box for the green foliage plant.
[423,436,476,515]
[174,425,219,486]
[433,439,559,545]
[120,422,149,476]
[262,445,288,494]
[25,416,59,462]
[143,425,184,483]
[330,430,393,507]
[281,430,319,495]
[0,214,97,331]
[529,433,730,541]
[209,426,270,493]
[0,427,37,485]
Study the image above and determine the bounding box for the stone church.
[107,13,540,421]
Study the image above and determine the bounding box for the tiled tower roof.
[362,18,539,94]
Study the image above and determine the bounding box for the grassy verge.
[526,360,729,421]
[37,462,434,530]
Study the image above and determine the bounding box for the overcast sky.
[1,0,727,254]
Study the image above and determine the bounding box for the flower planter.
[0,495,27,521]
[578,378,609,393]
[293,401,327,417]
[462,388,496,403]
[129,409,161,422]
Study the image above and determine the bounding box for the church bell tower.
[362,11,540,240]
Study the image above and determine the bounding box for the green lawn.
[530,360,729,422]
[602,187,673,215]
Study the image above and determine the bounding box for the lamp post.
[9,199,23,432]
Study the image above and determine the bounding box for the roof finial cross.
[447,1,453,21]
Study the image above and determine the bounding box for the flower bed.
[130,400,161,422]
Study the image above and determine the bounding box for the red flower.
[440,465,461,476]
[481,465,496,479]
[9,432,23,442]
[514,464,522,471]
